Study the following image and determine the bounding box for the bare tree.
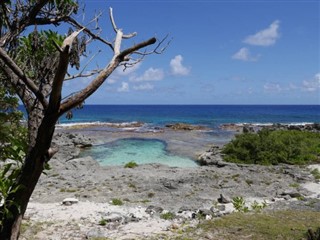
[0,1,167,239]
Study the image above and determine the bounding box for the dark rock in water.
[218,194,231,204]
[165,123,208,131]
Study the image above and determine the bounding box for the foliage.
[0,164,24,227]
[250,200,267,212]
[222,129,320,165]
[160,212,176,220]
[307,227,320,240]
[110,198,123,206]
[0,84,27,162]
[0,84,27,229]
[124,161,138,168]
[310,168,320,180]
[232,196,267,213]
[14,30,64,81]
[232,196,249,213]
[98,218,107,226]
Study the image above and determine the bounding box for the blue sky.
[62,0,319,104]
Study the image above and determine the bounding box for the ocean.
[58,105,320,128]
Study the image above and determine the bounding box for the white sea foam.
[233,122,315,127]
[57,121,102,127]
[56,121,164,133]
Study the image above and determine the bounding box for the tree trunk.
[0,109,57,240]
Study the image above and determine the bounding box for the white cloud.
[232,47,258,61]
[302,73,320,92]
[130,67,164,82]
[117,82,129,92]
[170,55,190,76]
[244,20,280,46]
[288,83,298,90]
[264,83,282,93]
[133,83,154,91]
[107,78,116,84]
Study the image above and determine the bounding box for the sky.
[62,0,320,105]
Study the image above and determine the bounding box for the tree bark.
[0,109,58,240]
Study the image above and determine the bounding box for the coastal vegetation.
[0,84,27,162]
[311,168,320,180]
[222,129,320,165]
[124,161,139,168]
[111,198,123,206]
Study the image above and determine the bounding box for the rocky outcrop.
[220,123,320,133]
[50,132,93,162]
[165,123,208,131]
[197,145,235,167]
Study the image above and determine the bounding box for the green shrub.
[251,200,267,212]
[311,169,320,180]
[111,198,123,206]
[98,218,107,226]
[232,196,249,213]
[124,161,138,168]
[160,212,175,220]
[222,129,320,165]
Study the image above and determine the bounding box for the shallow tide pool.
[80,138,198,168]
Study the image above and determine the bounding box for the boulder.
[217,194,231,204]
[145,205,164,214]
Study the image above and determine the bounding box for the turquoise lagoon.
[80,138,198,168]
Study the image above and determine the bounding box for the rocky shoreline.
[22,126,320,239]
[220,122,320,133]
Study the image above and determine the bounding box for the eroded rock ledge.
[220,123,320,133]
[165,123,209,131]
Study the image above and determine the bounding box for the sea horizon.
[45,104,319,129]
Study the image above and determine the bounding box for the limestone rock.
[218,194,231,204]
[62,198,79,205]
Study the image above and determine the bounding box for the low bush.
[124,161,138,168]
[111,198,123,206]
[222,129,320,165]
[160,212,175,220]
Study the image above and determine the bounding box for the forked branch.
[48,28,84,113]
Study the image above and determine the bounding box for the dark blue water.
[56,105,319,128]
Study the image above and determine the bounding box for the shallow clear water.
[80,138,198,168]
